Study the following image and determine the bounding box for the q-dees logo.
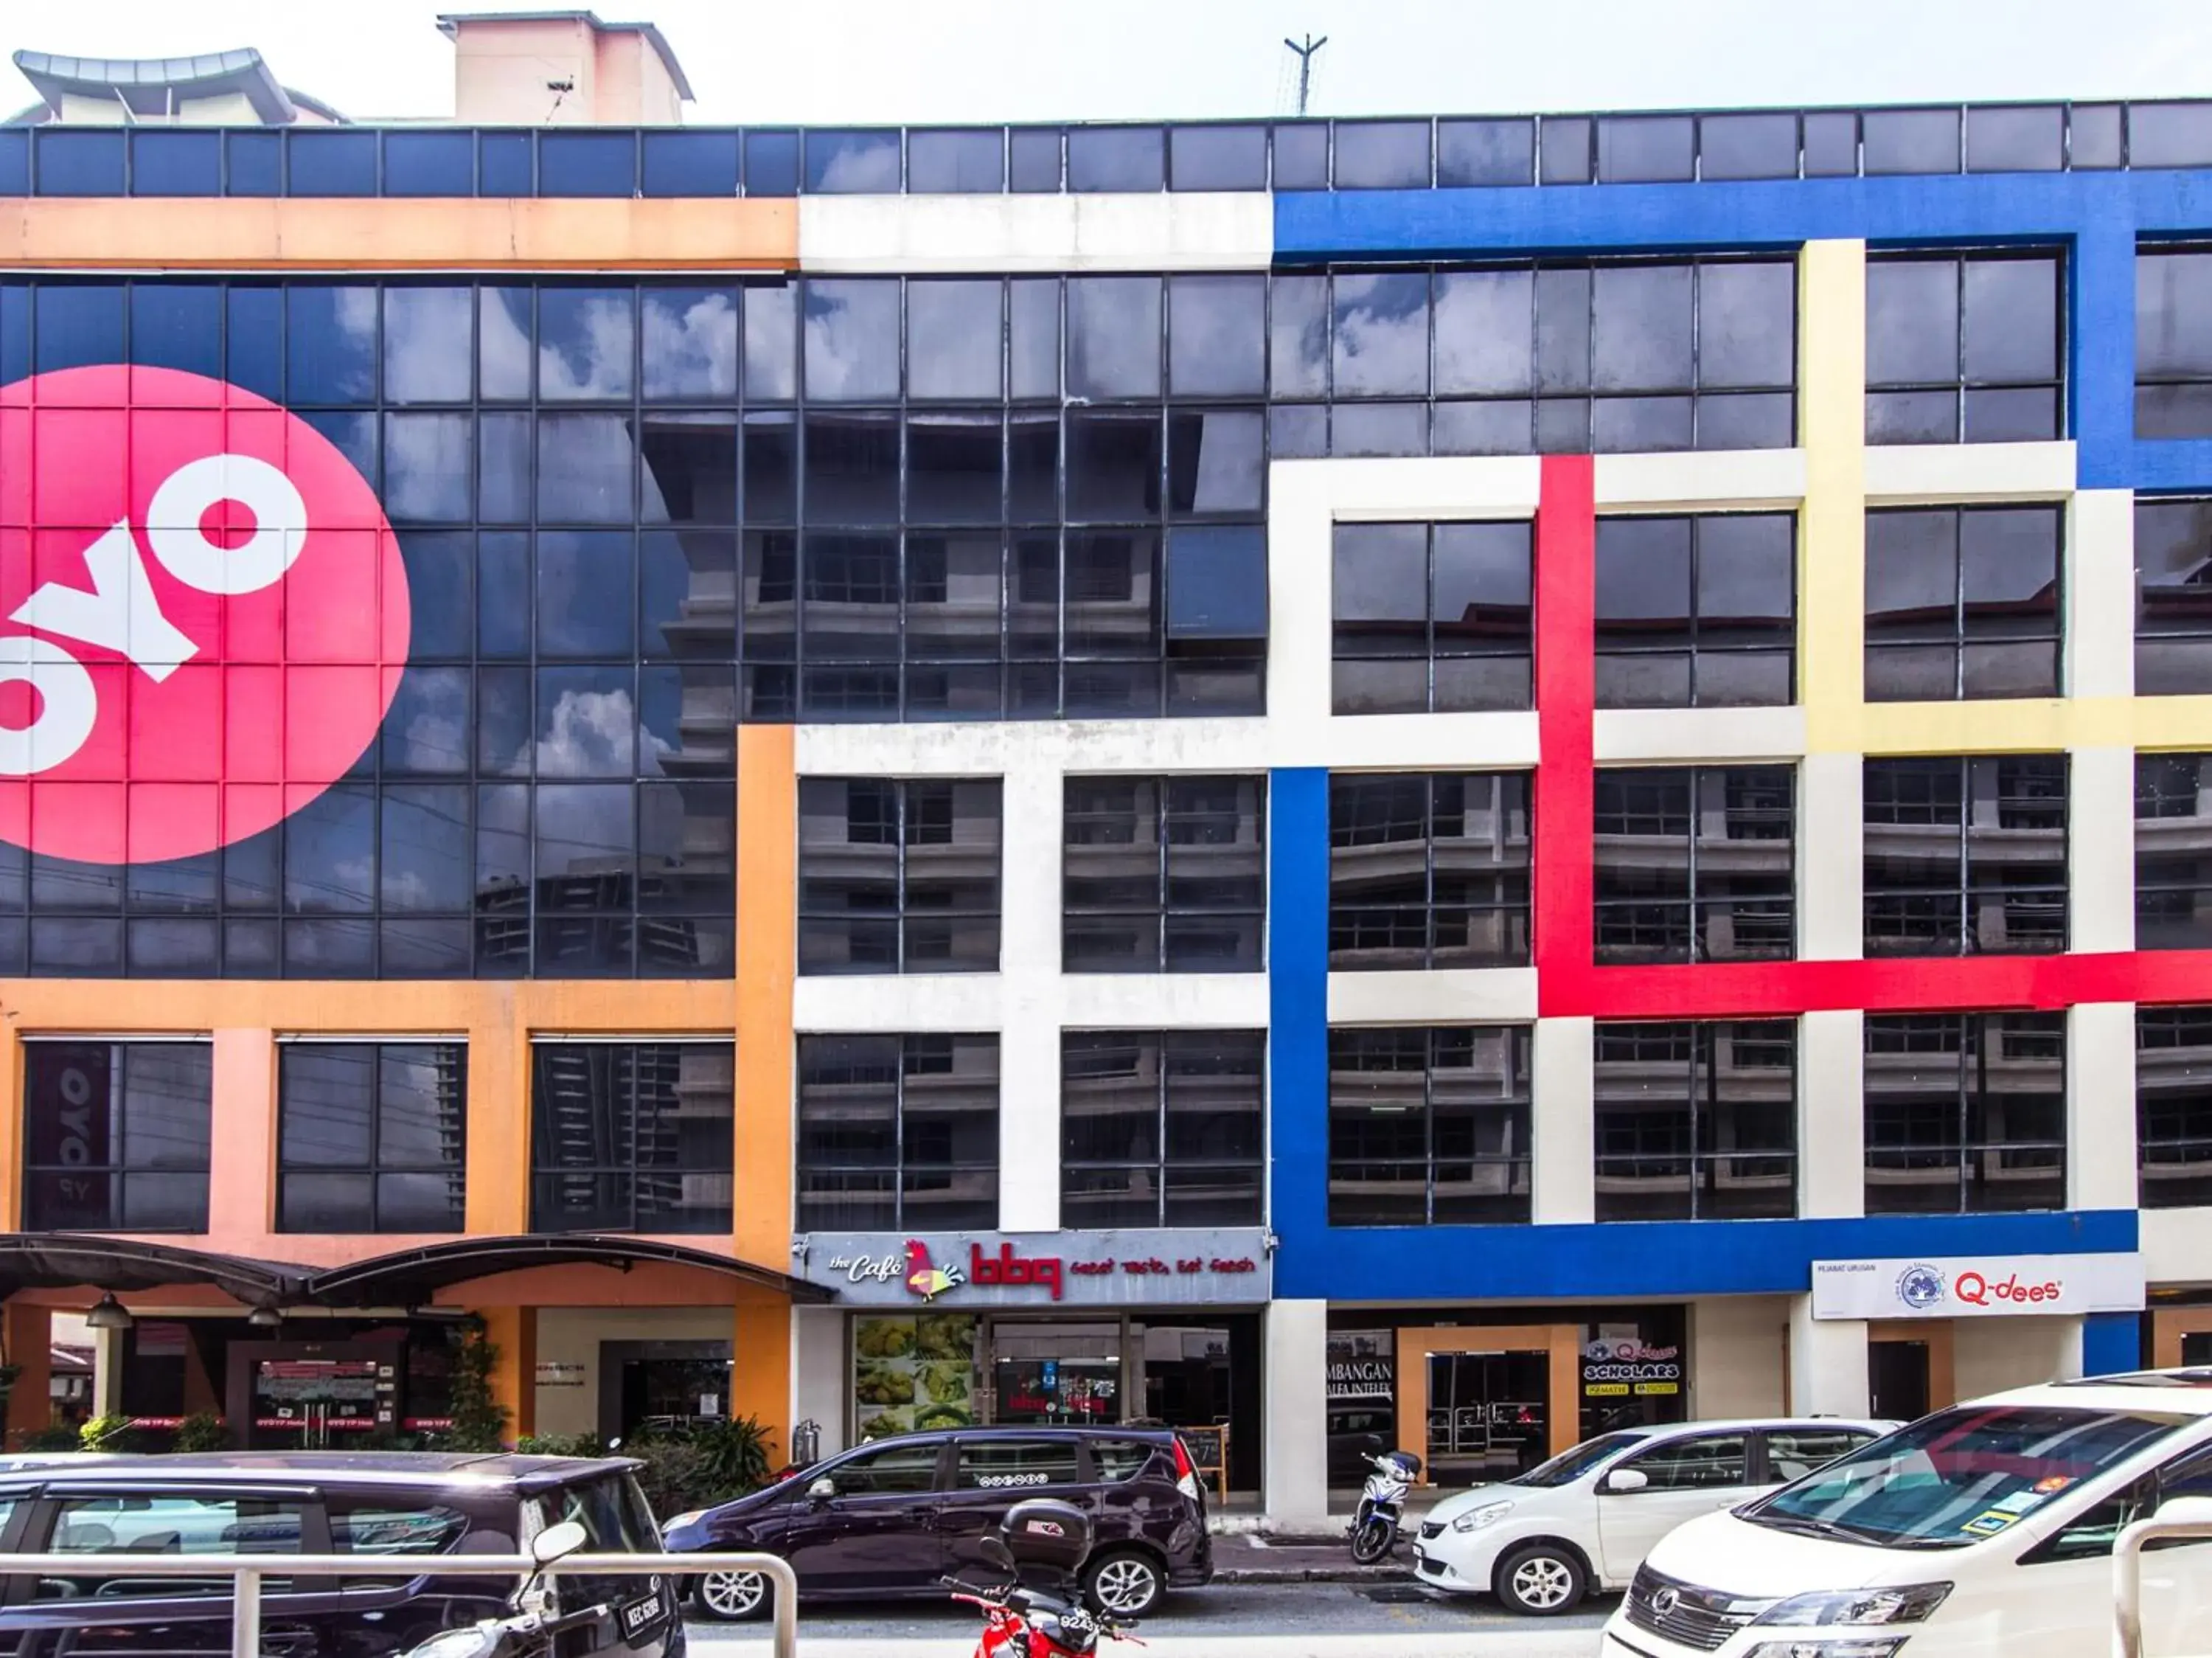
[0,367,408,864]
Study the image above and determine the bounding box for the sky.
[6,0,2212,125]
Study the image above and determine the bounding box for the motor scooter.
[1348,1449,1422,1564]
[945,1498,1145,1658]
[394,1518,634,1658]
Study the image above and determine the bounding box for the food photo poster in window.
[853,1314,978,1438]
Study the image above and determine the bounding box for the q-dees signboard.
[0,367,408,864]
[1811,1253,2146,1320]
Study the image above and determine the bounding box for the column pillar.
[1532,1017,1594,1223]
[1799,1010,1865,1218]
[207,1029,276,1245]
[91,1324,125,1420]
[2069,1003,2138,1211]
[2082,1311,2142,1379]
[481,1306,538,1444]
[1262,1299,1329,1530]
[998,763,1065,1231]
[730,1294,793,1463]
[1789,1295,1869,1418]
[3,1304,50,1444]
[790,1303,846,1460]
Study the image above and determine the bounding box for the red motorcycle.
[947,1499,1146,1658]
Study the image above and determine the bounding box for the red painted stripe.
[1534,455,1596,1008]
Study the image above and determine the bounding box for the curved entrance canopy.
[0,1235,305,1308]
[0,1233,830,1309]
[300,1235,832,1307]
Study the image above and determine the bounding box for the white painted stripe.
[1326,968,1539,1026]
[1862,440,2077,503]
[1798,749,1864,961]
[796,192,1273,272]
[2068,1002,2138,1212]
[1799,1010,1865,1218]
[1531,1016,1596,1225]
[1061,974,1272,1029]
[2069,488,2136,701]
[1593,446,1807,510]
[791,974,1007,1033]
[1594,704,1807,763]
[2140,1206,2212,1288]
[2070,747,2138,954]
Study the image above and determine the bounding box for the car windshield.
[1508,1430,1654,1488]
[1744,1406,2189,1549]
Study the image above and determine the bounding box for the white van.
[1600,1369,2212,1657]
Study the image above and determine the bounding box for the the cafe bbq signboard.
[800,1229,1273,1308]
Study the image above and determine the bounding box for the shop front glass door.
[621,1357,730,1436]
[1425,1350,1548,1482]
[252,1356,382,1447]
[990,1322,1121,1424]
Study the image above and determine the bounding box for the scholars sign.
[1811,1254,2146,1321]
[800,1229,1271,1308]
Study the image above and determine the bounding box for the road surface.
[686,1582,1615,1656]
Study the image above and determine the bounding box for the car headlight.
[1745,1641,1908,1658]
[1756,1583,1953,1626]
[662,1510,704,1533]
[1450,1500,1514,1533]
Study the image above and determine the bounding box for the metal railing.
[0,1550,799,1658]
[2112,1498,2212,1658]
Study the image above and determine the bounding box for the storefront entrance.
[228,1339,402,1449]
[1868,1322,1954,1421]
[1392,1325,1579,1485]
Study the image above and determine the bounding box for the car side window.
[2031,1477,2154,1564]
[1617,1434,1749,1491]
[41,1495,305,1599]
[956,1440,1081,1491]
[1764,1429,1871,1483]
[831,1443,944,1496]
[1088,1441,1158,1482]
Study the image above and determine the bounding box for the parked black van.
[664,1426,1211,1622]
[0,1451,679,1658]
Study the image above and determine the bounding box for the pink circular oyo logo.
[0,367,410,866]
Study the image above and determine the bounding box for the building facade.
[6,56,2212,1519]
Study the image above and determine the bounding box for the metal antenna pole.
[1284,33,1329,117]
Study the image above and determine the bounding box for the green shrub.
[79,1413,134,1454]
[171,1412,229,1454]
[517,1432,605,1457]
[622,1416,778,1516]
[15,1425,79,1452]
[445,1323,509,1452]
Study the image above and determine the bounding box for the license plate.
[618,1591,665,1638]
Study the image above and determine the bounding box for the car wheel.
[695,1567,772,1622]
[1083,1549,1165,1619]
[1494,1542,1586,1616]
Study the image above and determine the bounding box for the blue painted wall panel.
[1266,767,1330,1263]
[2082,1310,2145,1378]
[1272,1207,2139,1303]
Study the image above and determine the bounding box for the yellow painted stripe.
[1799,240,1868,753]
[0,198,799,270]
[1806,696,2212,755]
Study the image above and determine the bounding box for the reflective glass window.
[530,1043,734,1232]
[1332,122,1431,189]
[22,1042,212,1232]
[1169,125,1267,190]
[2138,248,2212,438]
[2138,499,2212,693]
[1333,521,1532,714]
[1966,106,2064,172]
[383,131,476,196]
[1596,513,1794,707]
[1863,108,1961,174]
[129,131,220,196]
[1596,767,1795,965]
[2138,755,2212,952]
[1865,1013,2065,1213]
[1064,1030,1263,1225]
[797,1033,999,1230]
[1329,1025,1531,1225]
[1438,119,1534,186]
[1064,778,1265,974]
[2138,1005,2212,1206]
[1865,506,2061,701]
[2129,104,2212,169]
[805,130,902,193]
[641,131,738,197]
[278,1043,467,1232]
[285,131,377,195]
[1595,1021,1797,1221]
[1699,112,1798,180]
[1009,128,1062,192]
[1271,123,1329,190]
[1599,117,1695,182]
[743,130,800,195]
[1068,127,1165,192]
[908,129,1004,192]
[1329,773,1531,971]
[226,131,282,195]
[1864,755,2067,957]
[1867,252,2063,444]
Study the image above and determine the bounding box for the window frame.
[20,1039,214,1234]
[2135,244,2212,440]
[795,1031,1002,1232]
[2137,1004,2212,1208]
[1593,763,1797,963]
[797,777,1004,977]
[1330,520,1534,715]
[527,1039,736,1235]
[1326,1024,1534,1227]
[1865,248,2066,445]
[1592,1019,1800,1222]
[1060,774,1267,974]
[275,1041,469,1235]
[1327,771,1534,971]
[1060,1028,1266,1228]
[1863,504,2065,703]
[1862,1011,2069,1215]
[1592,511,1798,709]
[1862,755,2070,957]
[2134,497,2212,695]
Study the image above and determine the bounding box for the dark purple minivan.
[662,1426,1212,1622]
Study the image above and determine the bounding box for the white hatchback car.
[1412,1415,1895,1614]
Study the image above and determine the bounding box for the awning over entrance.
[300,1235,833,1307]
[0,1235,304,1308]
[0,1233,830,1308]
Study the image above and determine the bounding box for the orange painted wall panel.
[0,199,798,271]
[734,726,796,1269]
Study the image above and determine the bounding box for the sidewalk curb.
[1214,1564,1413,1585]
